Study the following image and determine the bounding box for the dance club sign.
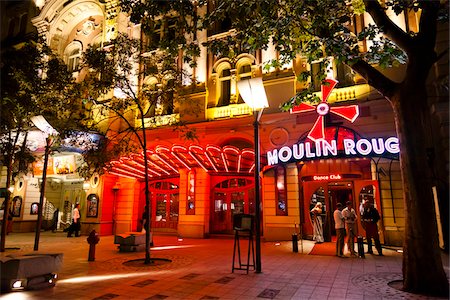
[267,78,400,166]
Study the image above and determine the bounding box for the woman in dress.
[310,202,324,243]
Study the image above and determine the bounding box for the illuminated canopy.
[107,144,258,180]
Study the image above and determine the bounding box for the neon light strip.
[128,158,162,176]
[249,164,255,173]
[220,152,229,172]
[204,152,218,172]
[153,153,179,174]
[191,145,218,172]
[112,166,148,178]
[188,150,208,172]
[223,146,240,172]
[109,170,145,180]
[206,145,223,171]
[117,162,147,177]
[237,154,242,173]
[170,151,191,170]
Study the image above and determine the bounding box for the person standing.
[362,201,383,255]
[333,203,346,257]
[342,201,357,257]
[67,203,81,237]
[310,202,324,243]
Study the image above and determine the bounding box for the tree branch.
[364,0,414,54]
[350,59,398,99]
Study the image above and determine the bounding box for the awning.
[107,144,257,180]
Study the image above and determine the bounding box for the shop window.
[11,196,22,217]
[275,166,288,216]
[186,170,195,215]
[170,193,179,221]
[156,194,167,221]
[86,194,99,217]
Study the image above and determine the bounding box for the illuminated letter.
[371,138,385,154]
[385,137,400,154]
[315,141,322,157]
[322,140,337,156]
[305,142,315,158]
[293,143,304,160]
[267,149,278,166]
[343,139,356,155]
[279,146,292,162]
[356,139,372,155]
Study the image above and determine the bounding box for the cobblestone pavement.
[0,232,448,299]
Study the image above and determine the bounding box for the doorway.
[210,178,254,234]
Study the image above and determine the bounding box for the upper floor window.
[64,41,83,73]
[208,0,232,36]
[218,67,231,106]
[310,59,355,92]
[147,18,177,50]
[68,49,81,72]
[237,63,252,104]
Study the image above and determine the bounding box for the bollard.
[292,233,298,253]
[357,236,365,258]
[87,230,100,261]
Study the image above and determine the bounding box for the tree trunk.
[0,157,12,252]
[391,81,448,296]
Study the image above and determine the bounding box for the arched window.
[64,41,83,73]
[275,166,288,216]
[19,14,28,35]
[67,49,81,72]
[237,63,252,104]
[218,66,231,106]
[8,18,16,37]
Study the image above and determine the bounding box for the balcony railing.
[136,113,180,129]
[206,103,253,120]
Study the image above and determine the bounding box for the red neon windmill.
[290,78,359,141]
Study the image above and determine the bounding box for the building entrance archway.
[210,178,254,234]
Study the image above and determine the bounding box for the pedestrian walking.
[67,203,81,237]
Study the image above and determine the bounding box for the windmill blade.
[321,78,338,102]
[330,105,359,122]
[290,102,316,114]
[307,115,325,141]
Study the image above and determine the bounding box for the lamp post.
[31,115,58,251]
[237,77,269,273]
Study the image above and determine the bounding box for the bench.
[0,253,63,292]
[114,232,152,252]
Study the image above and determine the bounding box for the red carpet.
[308,242,336,256]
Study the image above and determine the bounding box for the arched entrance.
[140,180,180,232]
[210,177,255,234]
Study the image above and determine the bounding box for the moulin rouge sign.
[267,78,400,166]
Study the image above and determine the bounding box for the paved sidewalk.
[0,232,448,300]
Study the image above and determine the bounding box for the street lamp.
[31,115,58,251]
[237,77,268,273]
